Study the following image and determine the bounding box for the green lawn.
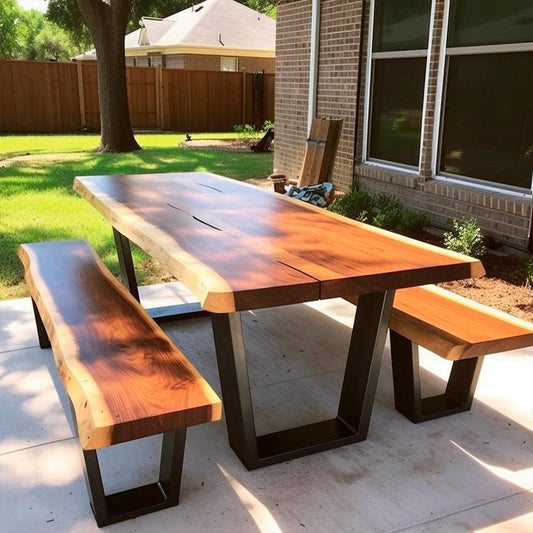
[0,132,273,300]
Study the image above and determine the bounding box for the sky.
[17,0,49,13]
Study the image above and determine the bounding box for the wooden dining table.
[74,171,485,470]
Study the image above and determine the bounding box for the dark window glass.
[440,52,533,189]
[448,0,533,47]
[373,0,431,52]
[369,58,426,167]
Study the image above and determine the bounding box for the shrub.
[328,187,430,237]
[395,210,431,236]
[328,185,374,222]
[443,216,486,258]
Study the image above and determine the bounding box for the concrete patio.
[1,282,532,532]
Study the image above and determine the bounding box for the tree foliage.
[0,2,75,61]
[32,24,76,61]
[0,0,23,58]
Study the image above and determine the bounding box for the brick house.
[75,0,275,74]
[274,0,533,250]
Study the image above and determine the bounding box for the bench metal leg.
[112,228,209,323]
[81,430,187,527]
[390,330,484,423]
[212,291,394,470]
[31,298,51,349]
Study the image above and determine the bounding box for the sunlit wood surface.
[18,240,222,450]
[391,285,533,360]
[74,172,485,312]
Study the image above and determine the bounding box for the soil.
[439,251,533,321]
[180,139,262,152]
[184,139,533,323]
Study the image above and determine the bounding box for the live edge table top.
[74,172,485,314]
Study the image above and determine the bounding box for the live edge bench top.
[18,240,221,450]
[73,172,484,313]
[392,285,533,361]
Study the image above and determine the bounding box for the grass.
[0,132,273,300]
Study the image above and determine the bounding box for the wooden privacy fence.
[0,60,274,133]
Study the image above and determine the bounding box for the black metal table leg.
[81,430,187,527]
[112,228,208,323]
[390,330,485,423]
[212,291,395,470]
[31,297,51,349]
[67,398,187,527]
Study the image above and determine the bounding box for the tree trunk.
[77,0,140,153]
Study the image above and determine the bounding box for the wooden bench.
[388,285,533,423]
[345,284,533,423]
[18,240,222,527]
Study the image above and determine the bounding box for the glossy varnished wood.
[391,285,533,360]
[18,240,221,450]
[74,172,485,312]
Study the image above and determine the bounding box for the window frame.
[363,0,533,195]
[363,0,436,172]
[434,0,533,194]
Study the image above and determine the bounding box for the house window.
[367,0,533,192]
[221,57,238,71]
[367,0,431,168]
[439,0,533,190]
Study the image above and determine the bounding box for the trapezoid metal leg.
[390,330,484,423]
[80,430,187,527]
[212,292,395,470]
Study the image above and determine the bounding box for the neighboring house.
[275,0,533,250]
[75,0,276,73]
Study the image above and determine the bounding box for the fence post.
[155,65,162,130]
[76,61,86,129]
[252,72,264,129]
[242,71,246,125]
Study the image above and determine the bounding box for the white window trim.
[431,0,450,176]
[417,0,438,170]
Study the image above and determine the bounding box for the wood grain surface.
[391,285,533,360]
[19,240,221,450]
[74,172,485,312]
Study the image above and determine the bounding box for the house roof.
[74,0,275,61]
[125,0,275,55]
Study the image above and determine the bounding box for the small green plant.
[443,216,486,258]
[233,123,259,144]
[525,256,533,289]
[261,120,274,132]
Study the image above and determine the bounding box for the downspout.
[308,0,321,134]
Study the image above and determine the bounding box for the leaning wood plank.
[391,285,533,360]
[18,240,221,450]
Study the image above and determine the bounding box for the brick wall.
[273,0,312,181]
[274,0,359,187]
[275,0,532,250]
